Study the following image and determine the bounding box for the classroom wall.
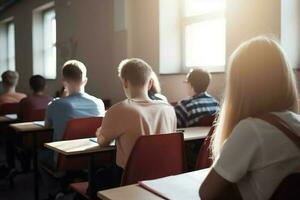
[0,0,298,104]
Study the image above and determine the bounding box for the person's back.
[47,92,104,141]
[18,75,52,121]
[45,60,105,142]
[213,111,300,200]
[0,70,26,104]
[200,37,300,200]
[175,69,219,128]
[101,98,176,168]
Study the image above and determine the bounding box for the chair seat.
[70,182,89,199]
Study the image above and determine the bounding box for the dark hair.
[187,69,211,94]
[1,70,19,88]
[29,75,46,93]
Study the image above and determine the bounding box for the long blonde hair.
[211,36,299,159]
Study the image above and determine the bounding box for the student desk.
[9,122,52,200]
[98,169,210,200]
[44,127,210,200]
[98,184,164,200]
[45,138,115,200]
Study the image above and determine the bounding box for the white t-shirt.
[213,111,300,200]
[99,99,177,168]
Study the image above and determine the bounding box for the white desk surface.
[98,169,210,200]
[44,138,115,156]
[10,121,51,133]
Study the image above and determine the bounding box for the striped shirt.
[175,92,219,128]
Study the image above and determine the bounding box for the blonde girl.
[200,37,300,200]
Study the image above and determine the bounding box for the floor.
[0,138,77,200]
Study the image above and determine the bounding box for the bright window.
[0,20,15,75]
[33,5,56,79]
[183,0,226,72]
[42,8,56,79]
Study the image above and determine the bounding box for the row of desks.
[4,119,211,200]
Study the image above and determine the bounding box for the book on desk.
[139,169,209,200]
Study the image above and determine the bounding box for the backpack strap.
[258,113,300,150]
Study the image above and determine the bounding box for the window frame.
[0,18,16,75]
[181,0,226,73]
[32,2,57,80]
[42,7,56,79]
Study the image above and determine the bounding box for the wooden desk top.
[9,122,52,133]
[98,169,209,200]
[98,185,164,200]
[181,126,210,141]
[0,114,18,123]
[44,138,115,156]
[44,126,210,157]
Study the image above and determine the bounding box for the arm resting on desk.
[199,169,242,200]
[96,128,113,147]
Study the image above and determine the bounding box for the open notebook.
[33,121,45,127]
[5,114,18,120]
[139,169,209,200]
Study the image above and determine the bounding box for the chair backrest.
[121,133,186,186]
[195,126,215,170]
[22,109,46,121]
[270,173,300,200]
[57,117,105,170]
[0,103,19,115]
[63,117,103,140]
[196,115,216,127]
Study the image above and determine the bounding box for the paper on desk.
[5,114,18,120]
[139,169,210,200]
[33,121,45,127]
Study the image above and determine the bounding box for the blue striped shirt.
[175,92,219,128]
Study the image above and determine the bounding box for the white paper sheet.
[33,121,45,127]
[139,169,210,200]
[5,114,18,120]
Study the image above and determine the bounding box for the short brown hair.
[118,58,153,87]
[186,69,211,94]
[2,70,19,88]
[62,60,87,82]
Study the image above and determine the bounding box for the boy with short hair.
[96,58,176,186]
[46,60,105,143]
[0,70,26,104]
[18,75,52,121]
[175,69,219,128]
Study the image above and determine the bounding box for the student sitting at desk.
[200,37,300,200]
[148,71,167,102]
[18,75,52,121]
[0,70,26,104]
[174,69,219,128]
[96,58,176,189]
[44,60,105,162]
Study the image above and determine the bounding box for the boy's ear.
[148,79,153,91]
[123,79,129,88]
[82,78,88,86]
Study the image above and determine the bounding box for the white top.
[213,111,300,200]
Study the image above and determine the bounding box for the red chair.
[70,132,186,199]
[195,126,215,170]
[22,109,46,121]
[270,172,300,200]
[121,132,186,185]
[0,103,19,115]
[56,117,112,171]
[196,114,216,127]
